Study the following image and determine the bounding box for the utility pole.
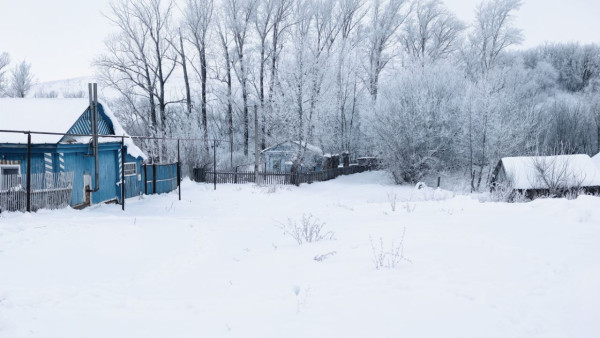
[254,105,259,184]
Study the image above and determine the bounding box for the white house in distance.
[490,154,600,198]
[261,140,324,172]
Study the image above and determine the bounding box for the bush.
[370,228,410,270]
[278,214,334,245]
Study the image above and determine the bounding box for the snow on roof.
[0,98,145,159]
[500,155,600,189]
[262,140,323,154]
[593,152,600,168]
[0,98,89,143]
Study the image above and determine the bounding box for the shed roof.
[261,140,323,154]
[0,98,145,159]
[499,154,600,189]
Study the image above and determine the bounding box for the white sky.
[0,0,598,82]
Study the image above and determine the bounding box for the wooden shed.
[490,155,600,198]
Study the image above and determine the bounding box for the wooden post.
[26,132,31,212]
[437,177,441,188]
[121,137,125,211]
[177,139,181,200]
[153,164,157,194]
[143,164,148,195]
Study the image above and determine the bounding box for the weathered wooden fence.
[0,172,73,213]
[193,165,369,186]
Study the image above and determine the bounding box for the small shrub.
[370,228,410,270]
[402,202,416,213]
[387,192,398,212]
[278,213,334,245]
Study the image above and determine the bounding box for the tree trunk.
[179,31,192,118]
[200,44,209,155]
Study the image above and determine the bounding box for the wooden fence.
[0,172,73,213]
[193,165,369,186]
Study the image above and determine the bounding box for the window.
[273,158,281,171]
[0,165,21,190]
[124,162,137,176]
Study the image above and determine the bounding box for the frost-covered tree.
[183,0,213,153]
[364,0,410,102]
[96,0,179,161]
[9,60,34,98]
[401,0,465,64]
[225,0,257,156]
[375,63,465,183]
[469,0,522,74]
[0,52,10,97]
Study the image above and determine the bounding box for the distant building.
[261,140,323,172]
[0,98,146,208]
[490,154,600,198]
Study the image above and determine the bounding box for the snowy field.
[1,171,599,338]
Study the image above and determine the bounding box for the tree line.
[4,0,599,190]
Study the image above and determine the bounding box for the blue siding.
[61,104,115,141]
[0,142,145,206]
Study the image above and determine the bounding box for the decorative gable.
[60,105,115,143]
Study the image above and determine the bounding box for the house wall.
[0,143,144,206]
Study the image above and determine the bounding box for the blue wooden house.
[0,98,147,208]
[261,140,324,172]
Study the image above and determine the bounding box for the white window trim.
[0,164,21,190]
[124,162,137,176]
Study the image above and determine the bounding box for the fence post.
[213,139,217,191]
[153,163,157,194]
[177,139,181,201]
[26,132,31,212]
[121,137,125,211]
[143,164,147,195]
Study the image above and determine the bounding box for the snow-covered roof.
[0,98,89,143]
[0,98,145,159]
[593,152,600,168]
[262,140,323,154]
[499,155,600,189]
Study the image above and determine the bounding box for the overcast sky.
[0,0,598,82]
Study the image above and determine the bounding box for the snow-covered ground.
[1,171,599,337]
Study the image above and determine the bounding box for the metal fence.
[193,165,370,186]
[0,172,73,213]
[142,163,179,195]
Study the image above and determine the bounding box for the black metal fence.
[192,165,369,186]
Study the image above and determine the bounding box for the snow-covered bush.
[370,229,410,270]
[374,64,466,184]
[279,214,334,245]
[387,192,398,212]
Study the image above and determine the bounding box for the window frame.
[123,162,137,176]
[0,164,21,190]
